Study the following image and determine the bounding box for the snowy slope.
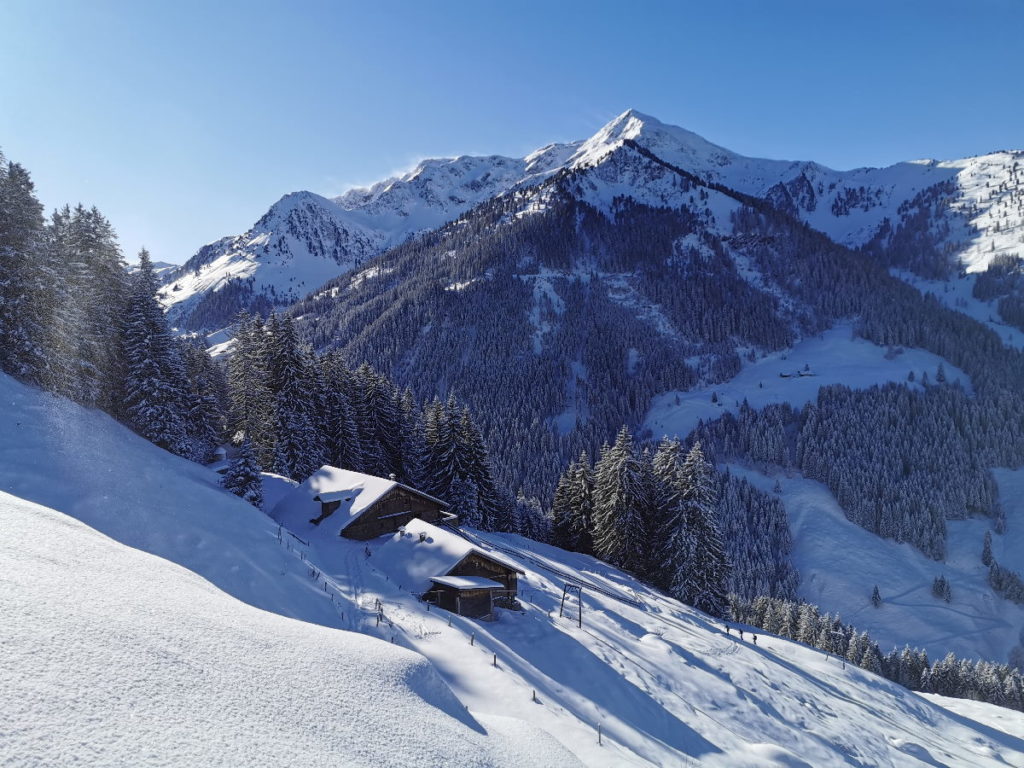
[0,372,340,626]
[165,110,1023,332]
[0,491,576,768]
[645,322,971,441]
[727,464,1024,666]
[270,499,1024,766]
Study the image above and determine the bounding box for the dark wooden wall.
[449,553,519,592]
[341,487,446,540]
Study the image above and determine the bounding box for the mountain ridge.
[162,110,1024,333]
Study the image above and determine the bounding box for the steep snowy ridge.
[164,109,1024,332]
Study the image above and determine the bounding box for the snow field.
[274,499,1024,766]
[0,491,576,768]
[727,464,1024,666]
[645,323,971,441]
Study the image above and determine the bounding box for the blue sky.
[1,0,1020,263]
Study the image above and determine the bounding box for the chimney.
[389,473,396,481]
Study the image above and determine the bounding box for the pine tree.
[180,341,226,463]
[983,530,994,567]
[266,314,323,480]
[677,442,729,617]
[871,585,882,608]
[0,157,51,383]
[221,440,263,508]
[227,312,275,465]
[592,427,647,574]
[550,452,595,554]
[450,475,481,528]
[421,398,457,498]
[121,249,188,453]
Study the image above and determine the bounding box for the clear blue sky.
[1,0,1020,264]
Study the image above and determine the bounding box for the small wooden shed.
[429,576,506,619]
[375,518,525,620]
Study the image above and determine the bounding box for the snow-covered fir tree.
[221,440,263,508]
[592,426,648,574]
[674,441,730,618]
[121,249,188,454]
[550,451,595,555]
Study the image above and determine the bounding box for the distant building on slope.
[271,465,453,540]
[375,518,525,620]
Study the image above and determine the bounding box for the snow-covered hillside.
[268,496,1024,767]
[0,373,576,766]
[163,109,1023,332]
[4,371,1023,765]
[727,464,1024,666]
[0,491,575,767]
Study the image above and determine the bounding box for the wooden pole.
[492,653,496,667]
[598,724,602,745]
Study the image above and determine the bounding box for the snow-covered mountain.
[159,144,580,331]
[3,370,1024,767]
[163,109,1023,332]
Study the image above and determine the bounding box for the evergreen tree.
[266,314,323,480]
[180,341,226,462]
[221,440,263,508]
[0,157,51,383]
[983,530,994,567]
[871,585,882,608]
[592,427,647,574]
[550,452,595,554]
[676,442,729,617]
[121,249,188,453]
[226,312,275,465]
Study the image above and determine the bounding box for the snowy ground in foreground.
[0,491,573,768]
[0,373,340,628]
[645,323,971,440]
[275,499,1024,767]
[728,465,1024,665]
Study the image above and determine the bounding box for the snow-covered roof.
[372,518,524,593]
[270,466,445,535]
[430,575,504,590]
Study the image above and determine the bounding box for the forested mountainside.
[291,136,1024,518]
[281,124,1024,669]
[164,109,1024,333]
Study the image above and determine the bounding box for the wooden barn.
[271,466,453,541]
[375,518,524,620]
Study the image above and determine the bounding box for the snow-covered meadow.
[645,323,970,440]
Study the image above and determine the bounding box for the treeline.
[0,153,225,462]
[549,428,730,617]
[225,312,544,534]
[731,595,1024,712]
